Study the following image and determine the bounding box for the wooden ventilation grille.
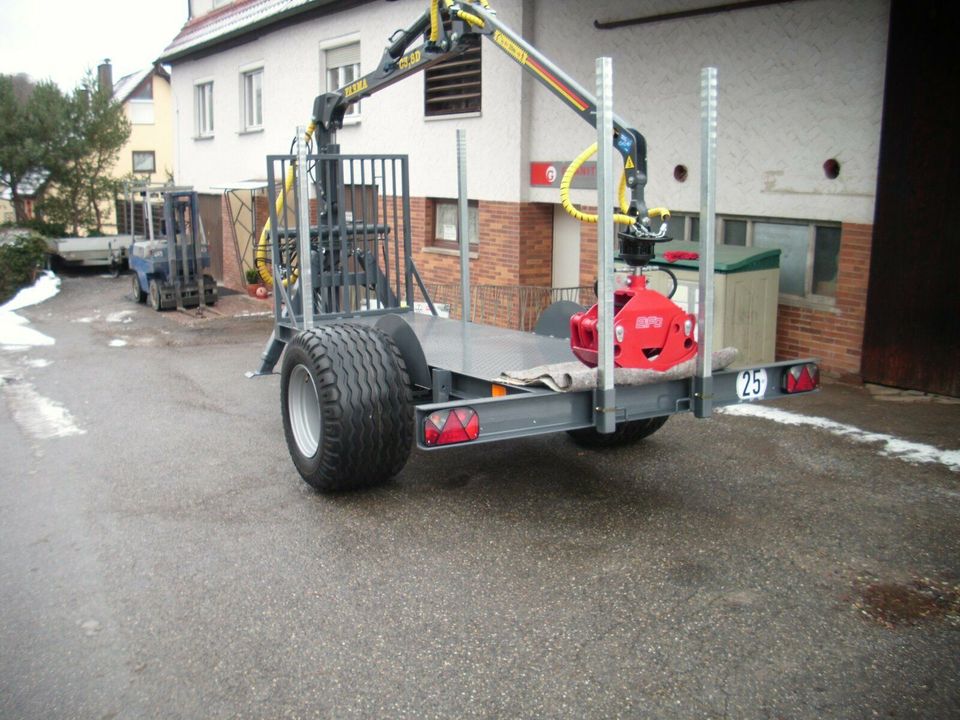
[424,35,481,117]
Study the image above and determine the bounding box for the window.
[128,76,154,124]
[666,213,841,302]
[425,33,481,117]
[241,68,263,131]
[132,151,156,174]
[432,199,479,251]
[325,42,360,117]
[195,81,214,137]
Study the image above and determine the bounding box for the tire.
[280,322,413,492]
[148,280,162,311]
[567,415,670,449]
[132,273,147,303]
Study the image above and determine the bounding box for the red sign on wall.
[530,161,597,189]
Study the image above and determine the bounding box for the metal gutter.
[594,0,808,30]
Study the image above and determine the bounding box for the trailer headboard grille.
[264,152,420,329]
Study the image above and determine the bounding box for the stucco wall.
[169,0,526,199]
[526,0,889,224]
[170,0,888,224]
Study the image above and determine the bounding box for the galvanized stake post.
[456,129,471,324]
[296,127,315,329]
[694,67,718,418]
[596,57,616,434]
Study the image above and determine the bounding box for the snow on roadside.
[0,271,60,348]
[719,403,960,473]
[2,377,85,439]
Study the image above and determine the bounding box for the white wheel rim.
[288,364,321,457]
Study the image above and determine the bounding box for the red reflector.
[784,363,820,393]
[422,407,480,446]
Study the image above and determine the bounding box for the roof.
[160,0,361,63]
[113,65,171,104]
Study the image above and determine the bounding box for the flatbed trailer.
[251,0,819,492]
[48,234,129,274]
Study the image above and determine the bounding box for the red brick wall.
[517,203,554,286]
[412,199,554,288]
[775,222,873,380]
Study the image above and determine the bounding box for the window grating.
[425,36,481,117]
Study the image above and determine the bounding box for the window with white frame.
[241,68,263,131]
[195,81,214,137]
[665,213,841,302]
[324,42,360,117]
[432,199,479,251]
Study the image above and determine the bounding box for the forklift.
[129,188,218,312]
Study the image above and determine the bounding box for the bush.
[0,233,50,305]
[0,218,68,238]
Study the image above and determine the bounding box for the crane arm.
[311,0,651,219]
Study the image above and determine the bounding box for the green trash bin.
[616,240,781,366]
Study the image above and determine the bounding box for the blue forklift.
[129,189,218,311]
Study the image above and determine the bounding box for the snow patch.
[0,312,55,347]
[108,339,128,348]
[106,310,135,324]
[2,379,85,440]
[719,404,960,472]
[25,358,52,368]
[0,272,59,348]
[0,271,60,312]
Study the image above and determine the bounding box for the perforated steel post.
[694,67,718,417]
[595,57,616,434]
[457,129,471,324]
[296,127,314,329]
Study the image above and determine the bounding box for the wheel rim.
[288,364,321,458]
[132,275,140,299]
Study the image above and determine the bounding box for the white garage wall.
[170,0,526,200]
[169,0,888,224]
[524,0,889,223]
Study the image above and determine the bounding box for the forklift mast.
[310,0,650,220]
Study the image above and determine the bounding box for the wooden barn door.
[861,0,960,396]
[197,194,224,281]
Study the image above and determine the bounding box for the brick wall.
[412,199,554,288]
[775,223,873,380]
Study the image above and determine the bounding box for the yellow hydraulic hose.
[443,0,484,28]
[559,142,634,226]
[255,122,316,287]
[429,0,441,42]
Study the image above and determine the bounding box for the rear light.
[423,407,480,447]
[783,363,820,393]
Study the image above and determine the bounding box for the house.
[158,0,959,396]
[111,63,175,186]
[95,61,175,234]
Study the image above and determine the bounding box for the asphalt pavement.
[1,270,958,719]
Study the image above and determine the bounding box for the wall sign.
[530,161,597,189]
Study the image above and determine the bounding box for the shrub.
[1,218,68,238]
[0,233,50,305]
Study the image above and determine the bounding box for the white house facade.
[160,0,899,383]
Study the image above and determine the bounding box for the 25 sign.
[736,368,768,400]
